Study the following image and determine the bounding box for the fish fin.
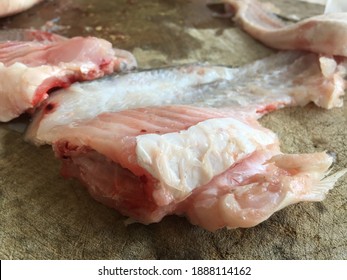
[312,168,347,197]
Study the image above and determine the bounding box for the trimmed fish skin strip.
[224,0,347,56]
[52,105,346,230]
[0,30,137,122]
[25,51,346,145]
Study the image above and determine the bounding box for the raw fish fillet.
[0,0,43,18]
[0,29,137,122]
[223,0,347,56]
[53,105,346,230]
[25,51,346,145]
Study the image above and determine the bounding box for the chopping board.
[0,0,346,260]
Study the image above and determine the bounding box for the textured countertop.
[0,0,346,259]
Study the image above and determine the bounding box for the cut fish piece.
[52,105,346,230]
[0,30,137,122]
[25,51,346,145]
[25,64,237,144]
[223,0,347,56]
[52,106,277,224]
[0,0,43,18]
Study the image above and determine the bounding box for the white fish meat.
[0,29,137,122]
[25,51,346,145]
[52,105,346,230]
[0,0,43,18]
[223,0,347,56]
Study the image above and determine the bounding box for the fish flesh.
[223,0,347,56]
[0,0,43,18]
[52,105,346,230]
[0,29,137,122]
[25,51,346,145]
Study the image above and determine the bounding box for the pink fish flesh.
[25,51,346,145]
[52,105,346,230]
[223,0,347,56]
[0,29,137,122]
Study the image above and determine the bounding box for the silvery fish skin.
[26,51,346,145]
[0,29,65,42]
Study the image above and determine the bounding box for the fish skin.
[52,105,277,224]
[224,0,347,56]
[25,51,346,145]
[0,30,137,122]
